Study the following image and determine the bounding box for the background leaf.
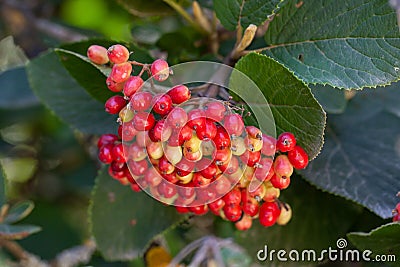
[301,82,400,218]
[264,0,400,89]
[232,53,326,159]
[310,84,347,114]
[3,201,34,224]
[27,51,116,135]
[0,224,41,240]
[213,0,282,31]
[0,67,39,109]
[90,167,186,261]
[0,36,28,72]
[348,223,400,265]
[232,176,362,267]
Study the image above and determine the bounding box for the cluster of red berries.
[88,44,309,231]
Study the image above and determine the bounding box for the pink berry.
[109,62,132,83]
[87,45,109,65]
[105,95,127,114]
[106,76,125,92]
[205,101,226,122]
[130,92,153,111]
[223,113,244,136]
[167,107,188,128]
[123,76,143,97]
[151,59,169,82]
[167,85,190,104]
[261,134,276,156]
[133,112,155,131]
[107,44,130,64]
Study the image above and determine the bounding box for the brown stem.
[0,239,28,261]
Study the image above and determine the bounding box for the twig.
[0,239,29,261]
[34,19,87,43]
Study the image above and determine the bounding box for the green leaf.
[301,82,400,218]
[26,50,116,135]
[55,48,114,103]
[310,84,347,114]
[90,167,186,261]
[264,0,400,89]
[234,176,362,266]
[0,36,28,72]
[0,67,39,109]
[348,223,400,265]
[116,0,174,16]
[232,53,326,160]
[0,224,41,240]
[213,0,282,31]
[3,201,34,224]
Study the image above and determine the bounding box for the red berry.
[105,95,127,114]
[208,198,225,215]
[133,112,155,131]
[158,181,177,198]
[144,168,162,187]
[276,132,296,152]
[218,156,239,175]
[188,203,208,215]
[108,164,126,180]
[127,142,147,162]
[396,203,400,213]
[259,201,281,227]
[213,148,232,166]
[205,101,225,122]
[177,184,196,199]
[97,134,118,148]
[223,114,244,136]
[243,201,259,217]
[149,119,172,142]
[87,45,109,65]
[196,119,217,140]
[112,143,126,163]
[123,76,143,97]
[175,205,190,214]
[196,187,217,202]
[98,144,114,164]
[192,172,211,187]
[393,213,400,222]
[107,44,130,64]
[214,175,232,195]
[151,59,169,82]
[187,109,206,129]
[288,145,309,169]
[167,107,188,128]
[175,158,195,176]
[152,94,173,115]
[109,62,132,83]
[128,159,148,176]
[198,158,218,179]
[130,92,153,111]
[136,131,151,147]
[106,76,125,92]
[223,204,243,222]
[261,134,276,156]
[120,121,137,142]
[178,125,193,145]
[223,187,242,205]
[111,161,126,172]
[240,150,261,167]
[162,171,180,184]
[213,125,231,150]
[167,85,190,104]
[270,174,291,190]
[158,156,175,174]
